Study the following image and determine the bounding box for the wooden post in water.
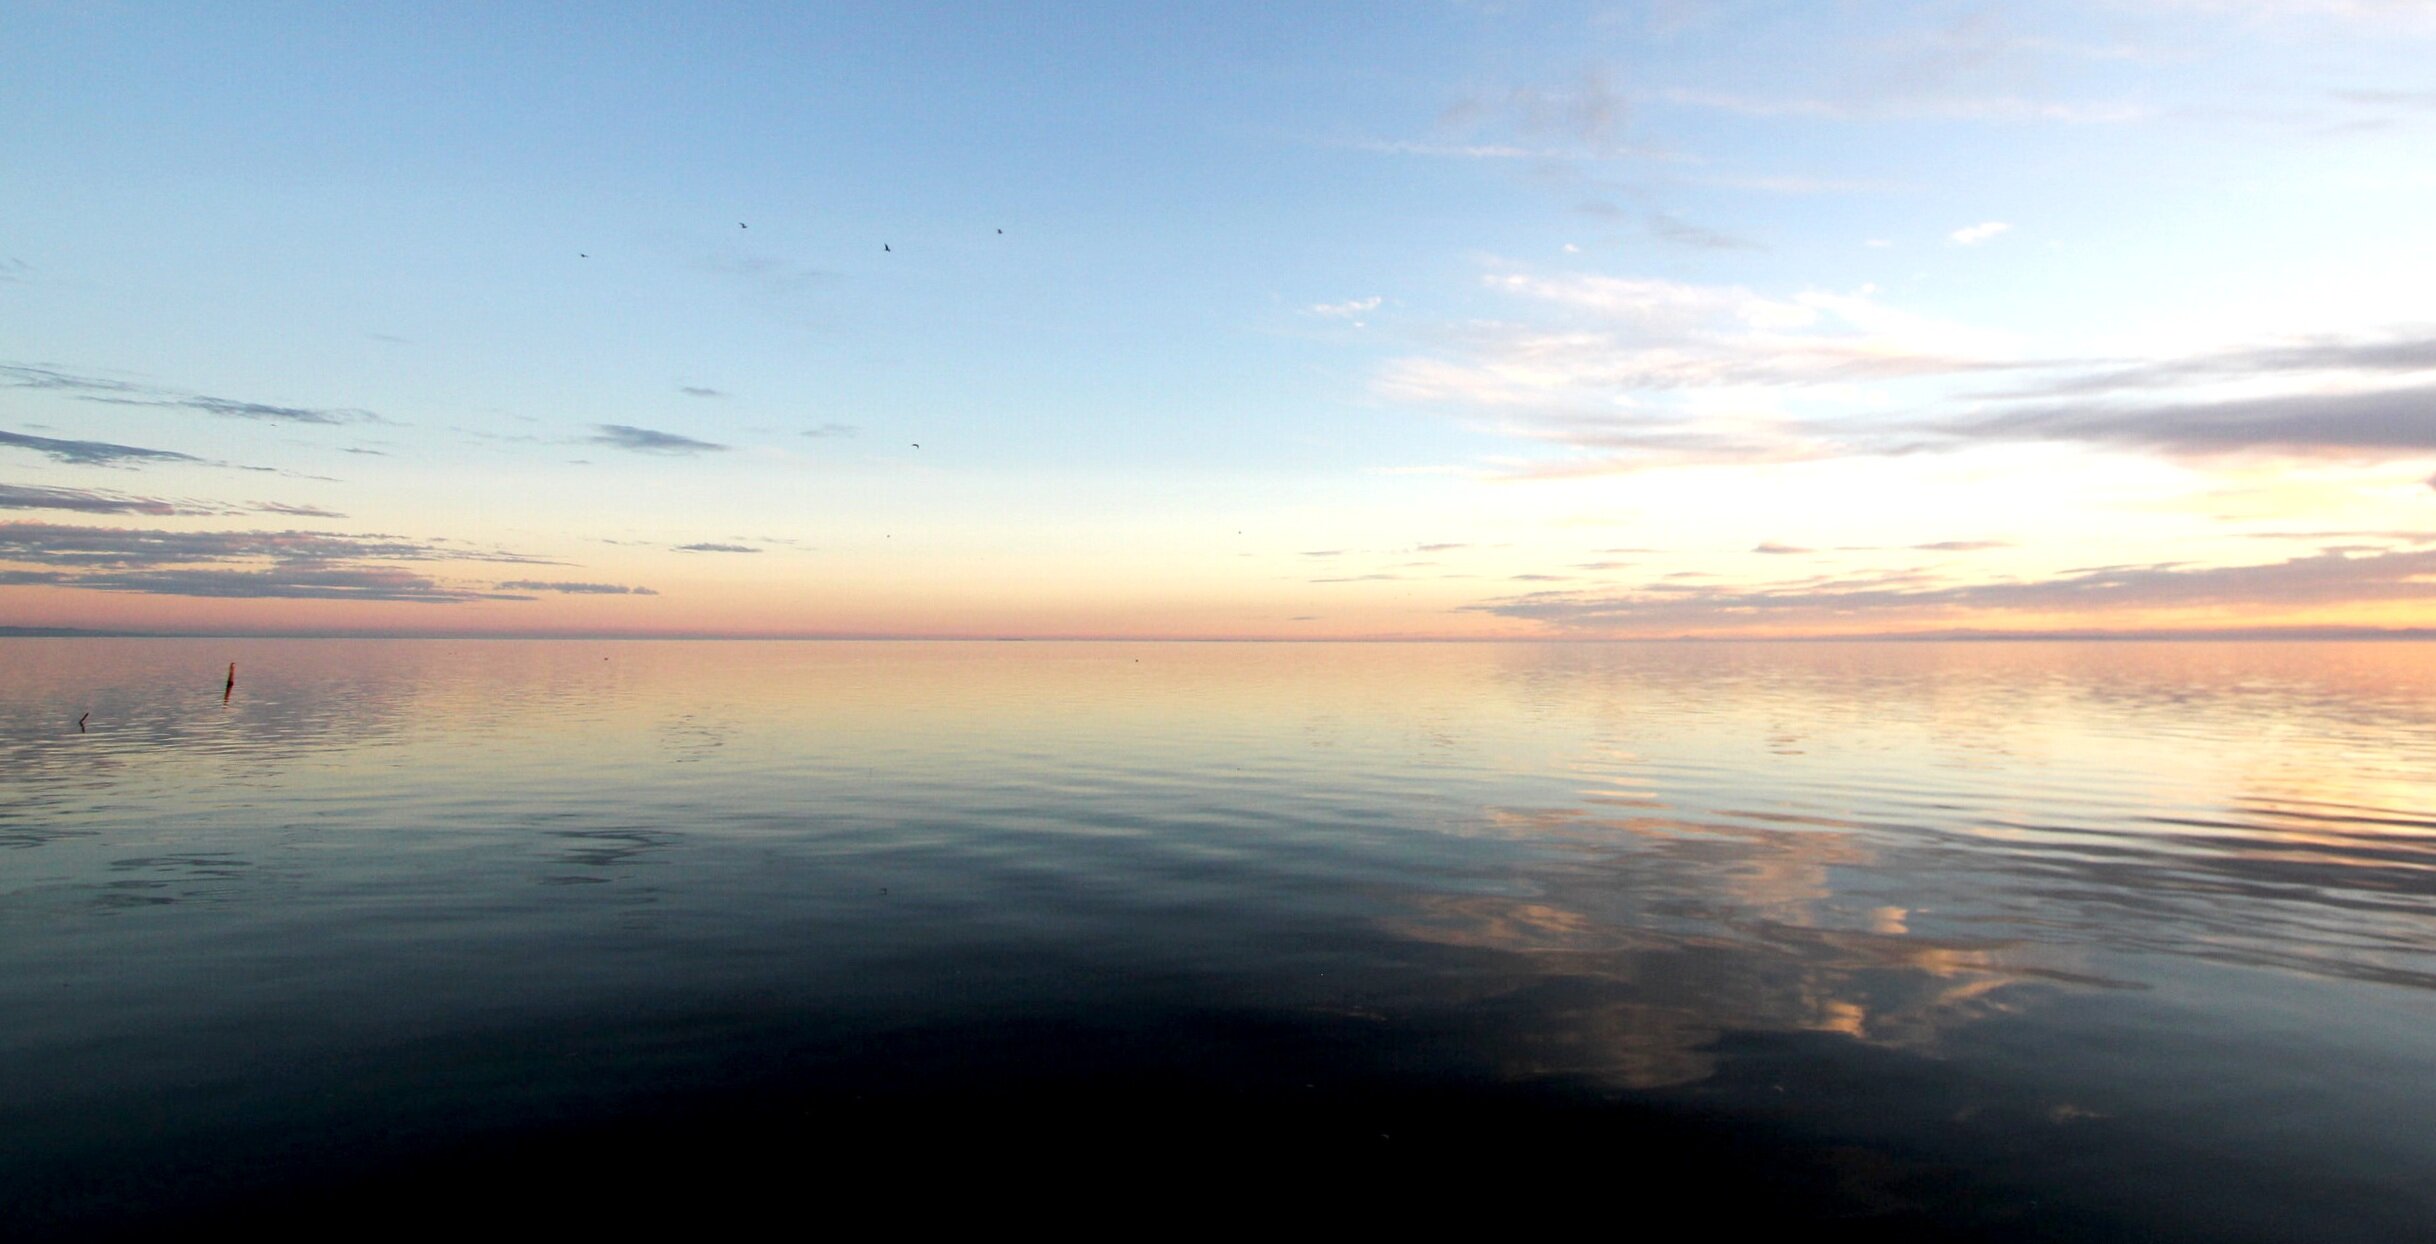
[224,661,236,704]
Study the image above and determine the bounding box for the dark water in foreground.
[5,639,2435,1238]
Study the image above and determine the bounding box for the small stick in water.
[224,661,236,704]
[78,712,89,733]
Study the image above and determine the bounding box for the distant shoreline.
[6,626,2434,643]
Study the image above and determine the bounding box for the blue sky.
[4,2,2434,636]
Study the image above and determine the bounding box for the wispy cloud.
[2,363,379,424]
[591,425,731,455]
[497,580,660,595]
[1658,88,2147,124]
[1954,383,2436,456]
[0,483,180,515]
[1440,69,1635,153]
[1340,139,1575,160]
[1648,213,1763,251]
[1949,221,2012,245]
[675,542,759,553]
[66,566,528,603]
[1688,173,1907,194]
[2334,87,2436,109]
[1468,547,2436,633]
[0,428,205,467]
[678,386,727,399]
[1979,333,2436,400]
[0,522,568,603]
[694,252,836,311]
[0,483,346,519]
[802,422,858,438]
[0,523,550,569]
[1311,296,1383,318]
[1378,269,2014,472]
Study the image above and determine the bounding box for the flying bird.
[739,222,747,229]
[883,243,891,252]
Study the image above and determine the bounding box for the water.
[5,639,2435,1237]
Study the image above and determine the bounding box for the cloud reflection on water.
[4,639,2436,1235]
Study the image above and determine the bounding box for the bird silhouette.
[739,222,747,229]
[883,243,891,252]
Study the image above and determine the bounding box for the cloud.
[1311,296,1384,319]
[1466,547,2436,633]
[1979,333,2436,401]
[1914,331,2436,463]
[802,422,858,438]
[0,363,146,397]
[497,580,661,596]
[1440,69,1633,153]
[0,483,180,515]
[675,542,760,553]
[591,425,730,454]
[1658,88,2146,124]
[2335,88,2436,108]
[1340,139,1570,160]
[1415,271,2012,390]
[1954,383,2436,456]
[0,428,204,467]
[0,523,549,569]
[0,522,570,603]
[0,484,338,519]
[1949,221,2012,245]
[2238,529,2436,542]
[1691,174,1907,195]
[1648,214,1763,251]
[1375,271,2020,474]
[2,363,378,424]
[66,566,531,603]
[678,386,727,399]
[1753,541,1812,554]
[693,253,836,314]
[174,397,369,424]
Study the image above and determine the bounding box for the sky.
[4,1,2434,639]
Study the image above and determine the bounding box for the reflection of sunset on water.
[5,637,2435,1236]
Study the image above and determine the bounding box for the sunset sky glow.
[5,2,2434,638]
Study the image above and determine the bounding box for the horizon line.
[6,625,2435,643]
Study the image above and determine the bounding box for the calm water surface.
[5,639,2435,1237]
